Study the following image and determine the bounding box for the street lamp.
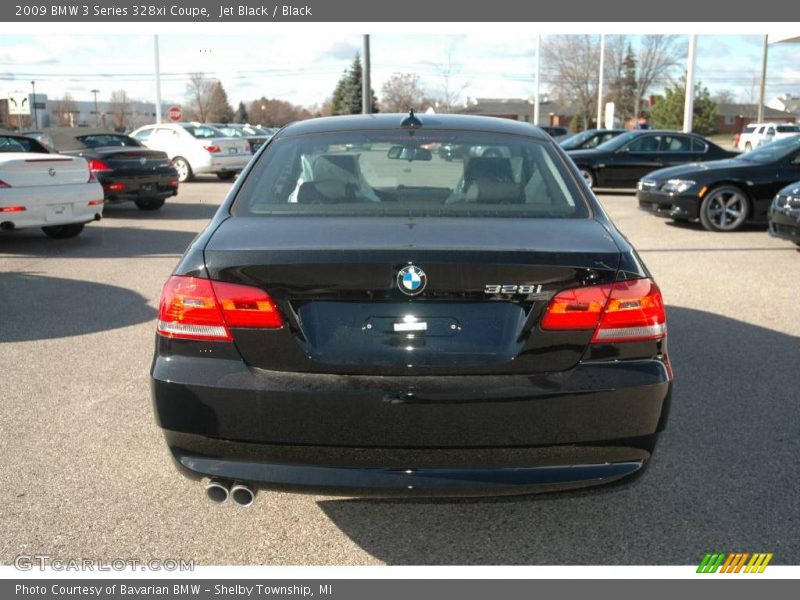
[91,89,100,127]
[30,80,38,129]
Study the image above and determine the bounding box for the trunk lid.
[204,217,621,375]
[92,146,172,173]
[0,153,89,187]
[206,137,250,156]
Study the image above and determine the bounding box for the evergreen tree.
[650,78,718,136]
[234,101,248,124]
[608,43,638,125]
[330,54,379,115]
[207,81,234,123]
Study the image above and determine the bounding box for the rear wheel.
[579,168,595,189]
[216,172,236,181]
[173,157,193,183]
[699,186,750,231]
[135,197,166,211]
[41,223,84,239]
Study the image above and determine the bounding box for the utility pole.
[533,33,541,126]
[682,34,697,133]
[757,34,769,122]
[154,34,163,124]
[597,34,606,129]
[91,89,100,127]
[362,34,371,114]
[30,81,38,129]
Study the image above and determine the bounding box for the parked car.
[559,129,625,151]
[735,122,800,151]
[130,122,251,182]
[0,130,103,238]
[212,123,273,154]
[151,113,672,505]
[568,130,737,189]
[638,135,800,231]
[541,125,569,138]
[768,180,800,247]
[26,128,178,211]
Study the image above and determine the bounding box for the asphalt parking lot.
[1,179,798,566]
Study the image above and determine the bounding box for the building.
[457,97,580,128]
[714,102,796,134]
[1,93,175,132]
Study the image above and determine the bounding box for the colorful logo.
[697,552,773,573]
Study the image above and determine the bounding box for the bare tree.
[380,73,436,113]
[248,97,311,127]
[108,89,130,131]
[184,73,215,122]
[53,92,77,127]
[633,35,684,117]
[542,35,601,128]
[712,89,736,105]
[428,47,467,113]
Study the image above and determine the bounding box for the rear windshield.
[77,134,140,148]
[233,130,589,218]
[741,126,756,134]
[776,125,800,133]
[0,135,47,153]
[182,124,225,139]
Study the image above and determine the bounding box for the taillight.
[156,275,283,341]
[168,179,179,187]
[0,179,11,188]
[541,278,666,343]
[87,159,112,172]
[104,182,125,191]
[87,199,104,206]
[204,145,221,154]
[0,205,26,212]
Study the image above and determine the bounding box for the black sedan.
[151,112,672,504]
[768,180,800,247]
[638,135,800,231]
[27,128,178,211]
[568,130,736,189]
[560,129,625,151]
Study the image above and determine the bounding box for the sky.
[1,33,799,110]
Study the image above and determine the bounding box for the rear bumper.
[151,351,671,495]
[637,189,700,220]
[193,154,251,175]
[0,183,104,229]
[97,173,178,203]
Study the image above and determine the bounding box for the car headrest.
[464,156,514,184]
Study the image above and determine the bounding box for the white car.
[130,122,252,182]
[735,122,800,151]
[0,132,104,238]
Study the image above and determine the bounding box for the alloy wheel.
[704,189,747,231]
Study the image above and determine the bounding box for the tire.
[172,157,193,183]
[744,142,752,152]
[134,197,166,211]
[699,185,750,232]
[41,223,84,239]
[578,168,595,189]
[216,172,236,181]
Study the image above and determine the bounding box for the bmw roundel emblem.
[397,265,427,296]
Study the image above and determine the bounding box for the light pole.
[682,35,697,133]
[362,34,371,114]
[30,80,38,129]
[154,35,162,124]
[597,34,606,129]
[533,33,541,126]
[91,89,100,127]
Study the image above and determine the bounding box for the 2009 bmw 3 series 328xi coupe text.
[151,113,672,506]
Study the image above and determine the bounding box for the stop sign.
[167,105,182,122]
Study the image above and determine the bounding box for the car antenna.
[401,108,422,130]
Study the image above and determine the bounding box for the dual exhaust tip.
[204,479,255,507]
